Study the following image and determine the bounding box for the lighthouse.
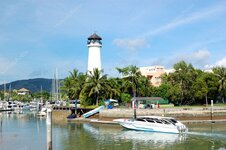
[87,33,102,73]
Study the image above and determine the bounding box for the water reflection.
[83,123,186,142]
[1,112,226,150]
[0,111,46,150]
[64,122,226,150]
[81,123,187,150]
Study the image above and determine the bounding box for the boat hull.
[114,117,188,134]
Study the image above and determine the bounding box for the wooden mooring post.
[211,100,214,121]
[0,114,2,134]
[46,109,52,150]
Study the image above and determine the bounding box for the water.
[0,112,226,150]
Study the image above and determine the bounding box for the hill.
[0,78,58,93]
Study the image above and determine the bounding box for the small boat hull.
[114,116,188,134]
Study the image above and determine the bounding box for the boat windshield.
[137,117,176,125]
[135,117,180,125]
[169,119,177,123]
[136,118,146,122]
[146,118,155,123]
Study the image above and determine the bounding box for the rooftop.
[88,33,102,40]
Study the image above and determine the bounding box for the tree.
[61,77,74,100]
[32,91,50,101]
[61,69,86,100]
[213,66,226,103]
[163,61,198,105]
[107,78,121,99]
[136,76,153,97]
[117,65,142,97]
[192,73,208,105]
[83,68,110,106]
[152,84,170,100]
[121,93,132,107]
[192,71,219,105]
[0,91,4,100]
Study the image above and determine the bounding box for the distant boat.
[29,101,42,111]
[0,101,13,111]
[36,107,47,116]
[36,105,52,117]
[114,116,188,134]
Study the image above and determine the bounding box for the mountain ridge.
[0,78,60,93]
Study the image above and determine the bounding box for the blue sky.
[0,0,226,83]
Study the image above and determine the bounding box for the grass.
[159,103,226,109]
[80,105,97,109]
[213,103,226,106]
[80,103,226,109]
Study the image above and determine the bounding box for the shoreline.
[67,117,226,125]
[53,106,226,124]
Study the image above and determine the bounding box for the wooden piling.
[46,109,52,150]
[211,100,213,121]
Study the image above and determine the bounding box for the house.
[17,88,31,95]
[139,65,174,86]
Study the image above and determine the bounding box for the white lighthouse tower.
[87,33,102,73]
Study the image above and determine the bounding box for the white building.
[139,65,174,86]
[87,33,102,74]
[17,88,31,95]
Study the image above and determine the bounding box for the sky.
[0,0,226,83]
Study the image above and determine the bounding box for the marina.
[0,1,226,150]
[0,111,226,150]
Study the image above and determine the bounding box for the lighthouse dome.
[87,33,102,45]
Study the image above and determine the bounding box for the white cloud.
[216,56,226,67]
[178,49,210,64]
[203,56,226,71]
[190,49,210,61]
[113,38,149,51]
[168,49,211,67]
[204,64,214,69]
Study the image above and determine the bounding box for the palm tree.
[136,76,153,97]
[61,77,74,100]
[61,69,86,100]
[84,68,110,106]
[117,65,142,97]
[213,66,226,103]
[107,78,121,99]
[116,67,129,78]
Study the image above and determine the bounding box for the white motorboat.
[114,116,188,134]
[36,107,47,116]
[36,106,52,117]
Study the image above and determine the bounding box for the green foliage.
[152,84,170,99]
[161,61,225,105]
[116,65,142,97]
[121,93,132,104]
[61,62,225,107]
[213,66,226,102]
[137,76,153,97]
[32,91,50,100]
[12,94,31,102]
[0,91,4,100]
[82,68,110,106]
[61,69,86,100]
